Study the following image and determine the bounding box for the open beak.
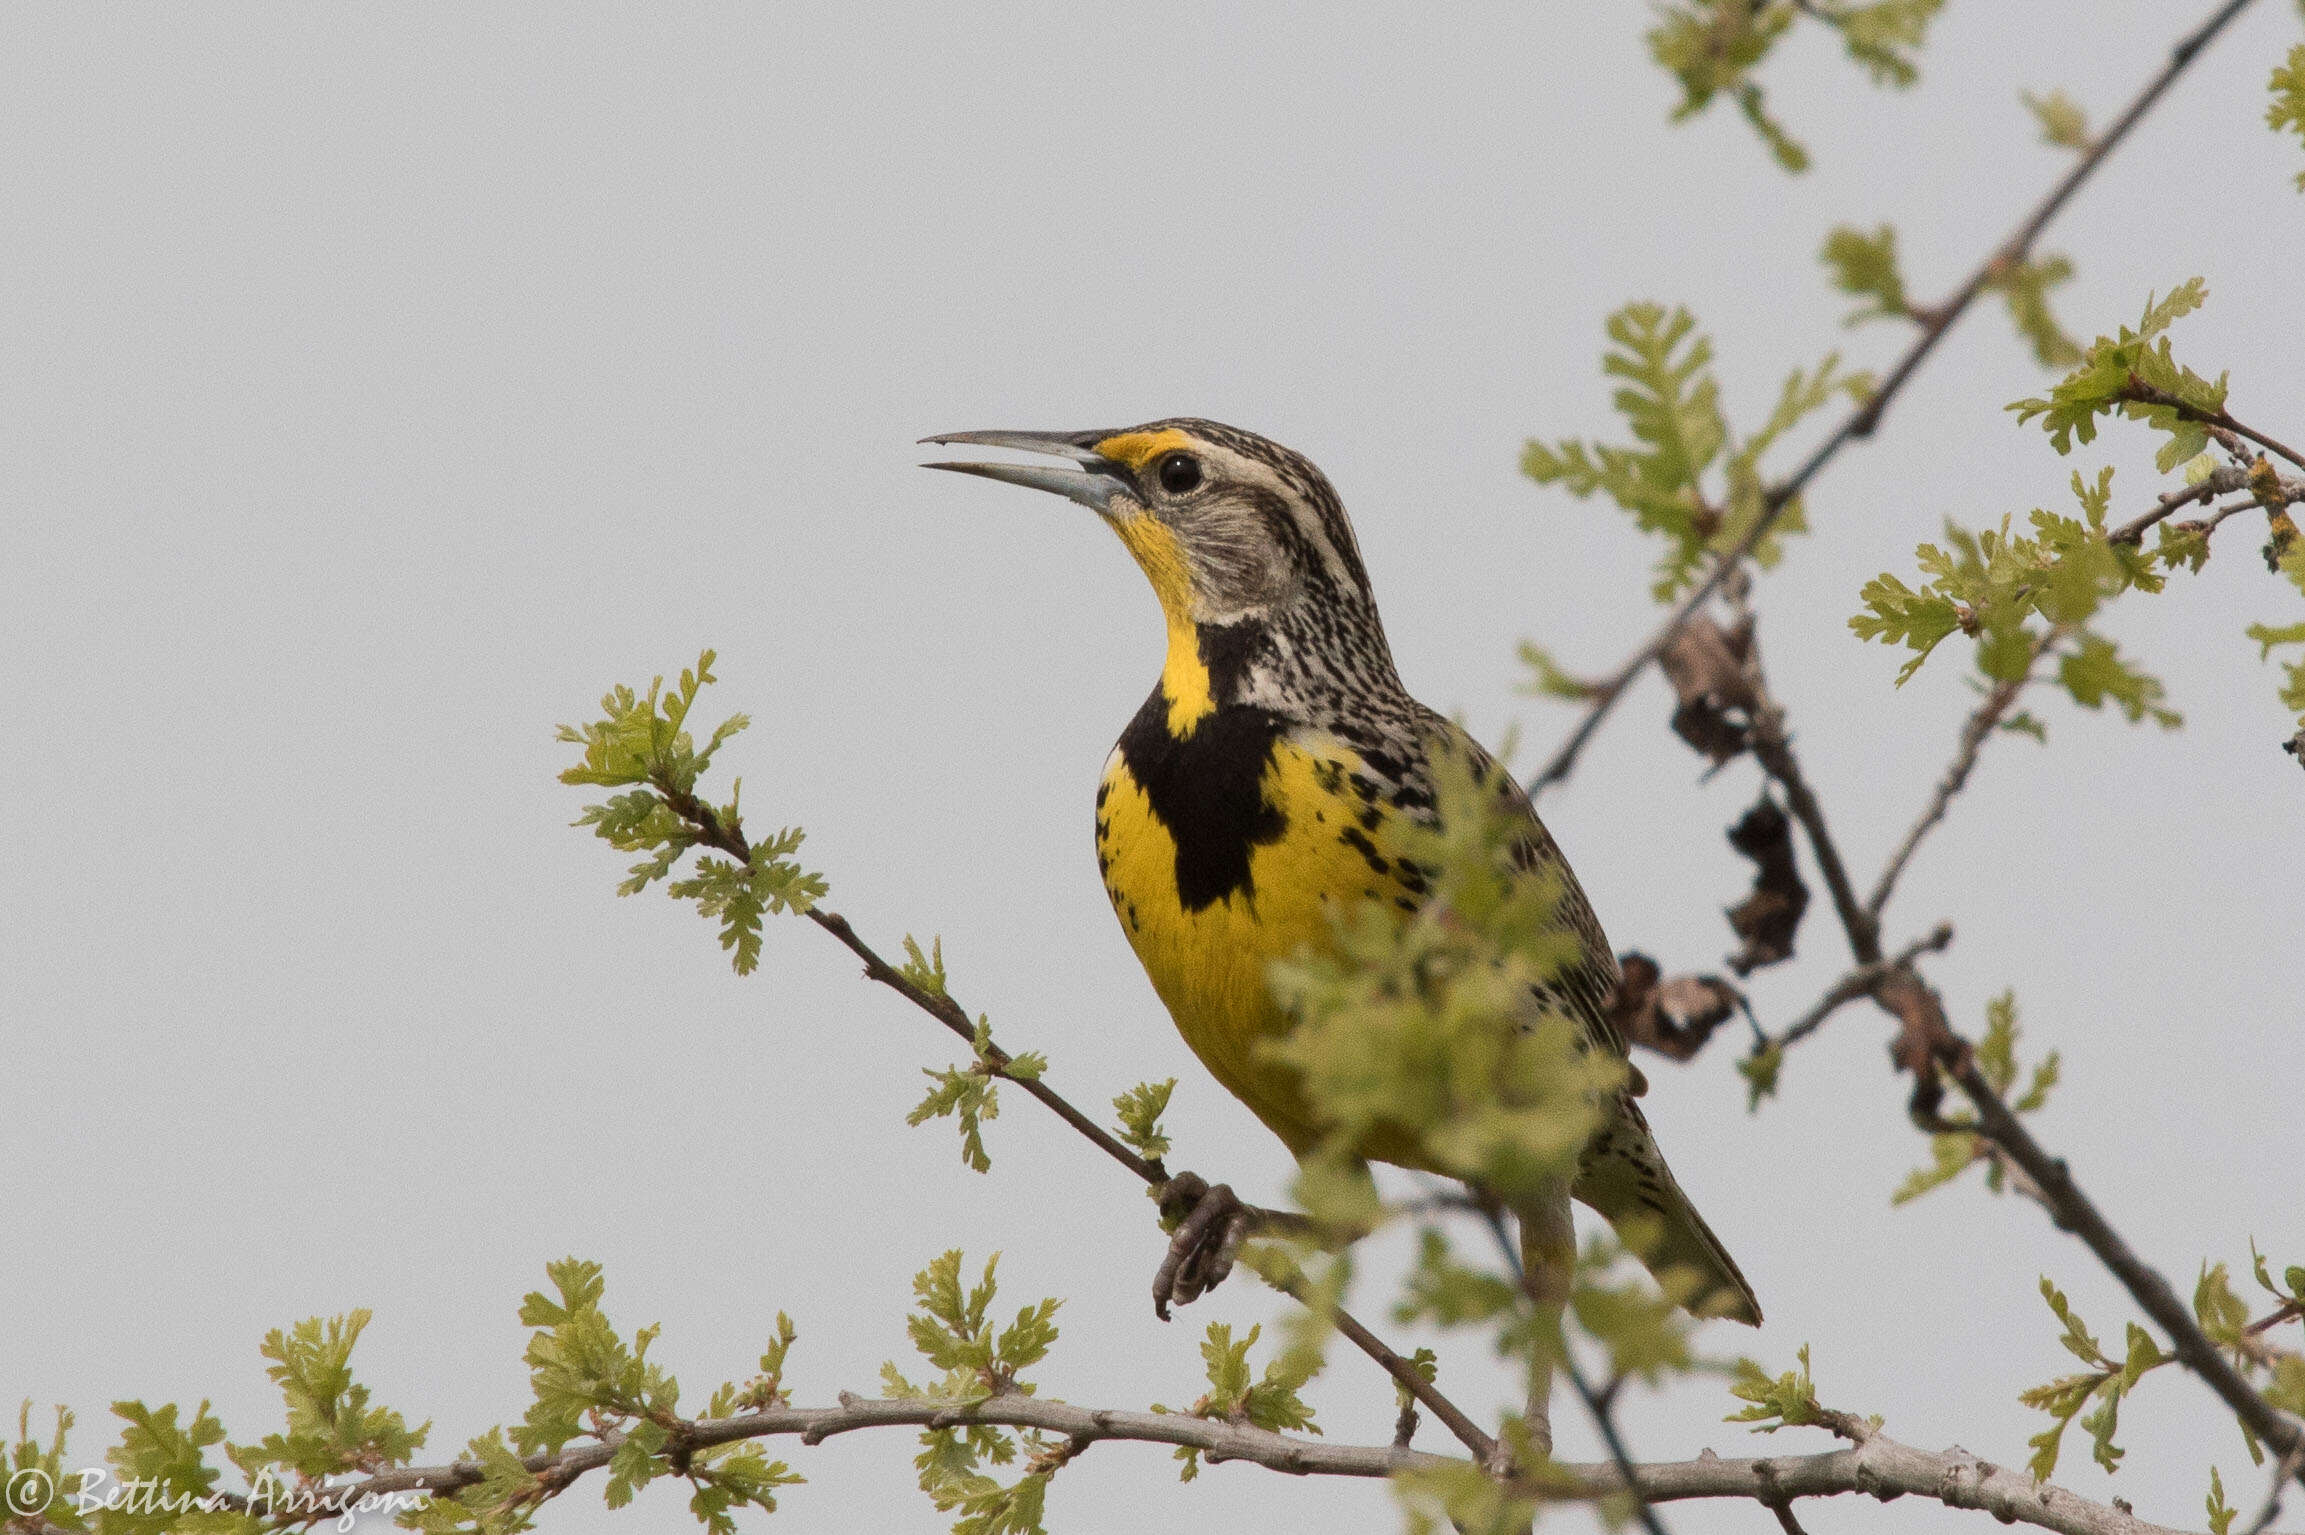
[920,429,1131,513]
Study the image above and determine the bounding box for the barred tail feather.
[1575,1101,1763,1326]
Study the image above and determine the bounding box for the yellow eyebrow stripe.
[1093,428,1196,470]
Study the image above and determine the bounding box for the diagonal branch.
[1950,1056,2305,1486]
[1866,628,2064,922]
[647,777,1501,1465]
[1526,0,2259,797]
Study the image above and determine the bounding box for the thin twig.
[1866,628,2064,921]
[1771,924,1955,1050]
[1525,0,2258,797]
[2243,1437,2305,1535]
[2108,467,2248,544]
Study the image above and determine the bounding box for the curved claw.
[1152,1175,1252,1320]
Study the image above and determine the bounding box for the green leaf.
[2208,1466,2238,1535]
[890,1254,1064,1534]
[1848,569,1961,684]
[1890,1132,1979,1205]
[1524,304,1730,600]
[2010,279,2220,460]
[1647,4,1803,166]
[104,1400,235,1535]
[1988,254,2083,369]
[512,1258,679,1458]
[2246,620,2305,661]
[1821,225,1908,326]
[1824,0,1943,88]
[4,1405,78,1533]
[1516,642,1605,702]
[899,934,949,997]
[2058,632,2181,727]
[909,1064,1000,1173]
[1395,1229,1522,1330]
[1393,1348,1440,1413]
[2270,44,2305,190]
[1163,1322,1323,1443]
[1738,1040,1784,1110]
[561,657,827,971]
[1725,1344,1857,1431]
[230,1311,427,1481]
[910,1015,1041,1171]
[2023,88,2091,150]
[1111,1078,1177,1163]
[1266,741,1612,1210]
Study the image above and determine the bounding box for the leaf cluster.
[881,1252,1064,1535]
[1154,1322,1323,1481]
[16,1311,441,1535]
[2022,1249,2304,1483]
[2010,279,2225,466]
[229,1311,426,1480]
[1851,468,2178,726]
[1524,303,1861,601]
[1110,1078,1177,1164]
[1726,1344,1872,1435]
[1646,0,1940,171]
[2019,1278,2168,1480]
[909,1009,1045,1174]
[2271,44,2305,190]
[410,1258,805,1535]
[559,652,827,975]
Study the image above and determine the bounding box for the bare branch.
[1526,0,2259,797]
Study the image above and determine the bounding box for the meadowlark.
[924,420,1760,1368]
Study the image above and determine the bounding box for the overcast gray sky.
[5,5,2302,1534]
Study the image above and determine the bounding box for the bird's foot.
[1151,1172,1253,1320]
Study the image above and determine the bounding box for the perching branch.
[645,775,1502,1466]
[1526,0,2259,797]
[223,1394,2202,1535]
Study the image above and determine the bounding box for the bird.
[922,420,1759,1441]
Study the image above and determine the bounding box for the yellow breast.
[1096,729,1424,1156]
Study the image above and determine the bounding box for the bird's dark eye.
[1156,452,1203,495]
